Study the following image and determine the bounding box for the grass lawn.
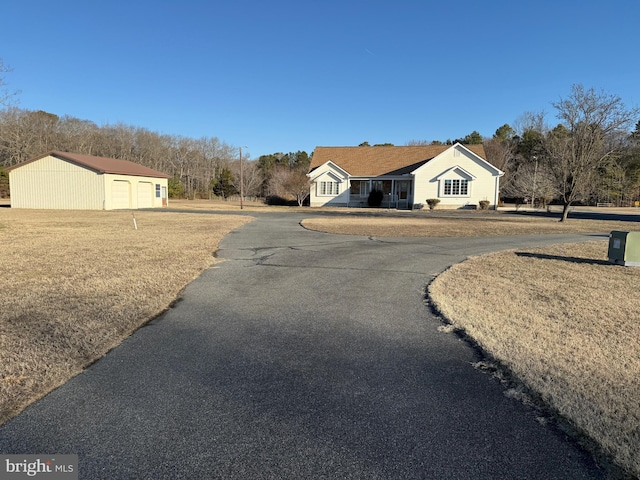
[301,212,640,237]
[429,241,639,478]
[0,209,251,425]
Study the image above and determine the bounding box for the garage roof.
[7,151,171,179]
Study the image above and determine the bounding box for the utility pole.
[239,147,244,209]
[239,146,247,210]
[531,156,538,209]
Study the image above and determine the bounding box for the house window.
[444,179,469,196]
[351,181,370,197]
[155,184,161,198]
[371,180,392,195]
[319,181,340,196]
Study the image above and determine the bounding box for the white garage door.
[112,180,131,209]
[137,182,153,208]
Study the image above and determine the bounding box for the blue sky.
[2,0,639,159]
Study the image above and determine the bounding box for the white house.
[7,151,170,210]
[307,143,503,209]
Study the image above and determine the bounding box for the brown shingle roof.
[7,151,171,178]
[309,144,486,177]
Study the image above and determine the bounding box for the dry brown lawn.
[302,213,640,237]
[428,242,640,478]
[167,198,275,211]
[0,209,251,424]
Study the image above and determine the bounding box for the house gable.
[308,160,350,182]
[307,160,351,207]
[435,165,476,181]
[314,170,343,183]
[412,143,502,178]
[410,144,503,206]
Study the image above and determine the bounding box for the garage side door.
[112,180,131,209]
[137,182,153,208]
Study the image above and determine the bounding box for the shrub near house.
[426,198,441,210]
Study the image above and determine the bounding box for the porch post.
[410,176,414,209]
[346,177,350,207]
[391,179,395,206]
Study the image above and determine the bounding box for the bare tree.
[545,85,640,221]
[0,105,246,199]
[57,116,100,155]
[0,108,41,166]
[169,136,197,198]
[230,159,263,199]
[267,167,310,206]
[0,59,19,107]
[483,137,514,197]
[513,111,547,140]
[28,110,61,153]
[509,161,558,207]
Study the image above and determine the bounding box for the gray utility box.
[608,231,640,266]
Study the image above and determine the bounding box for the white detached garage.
[7,151,170,210]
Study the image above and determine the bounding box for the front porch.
[347,178,414,209]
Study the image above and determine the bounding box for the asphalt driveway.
[0,211,607,478]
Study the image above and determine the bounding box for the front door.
[395,181,411,209]
[161,186,168,207]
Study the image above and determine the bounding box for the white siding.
[103,174,168,210]
[308,163,349,207]
[111,180,131,209]
[8,155,104,209]
[137,181,153,208]
[9,155,169,210]
[413,146,500,209]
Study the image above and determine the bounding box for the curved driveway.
[0,211,607,478]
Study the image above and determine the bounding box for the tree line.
[2,56,639,216]
[0,107,313,203]
[0,107,235,198]
[402,86,639,220]
[0,58,315,203]
[481,85,640,220]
